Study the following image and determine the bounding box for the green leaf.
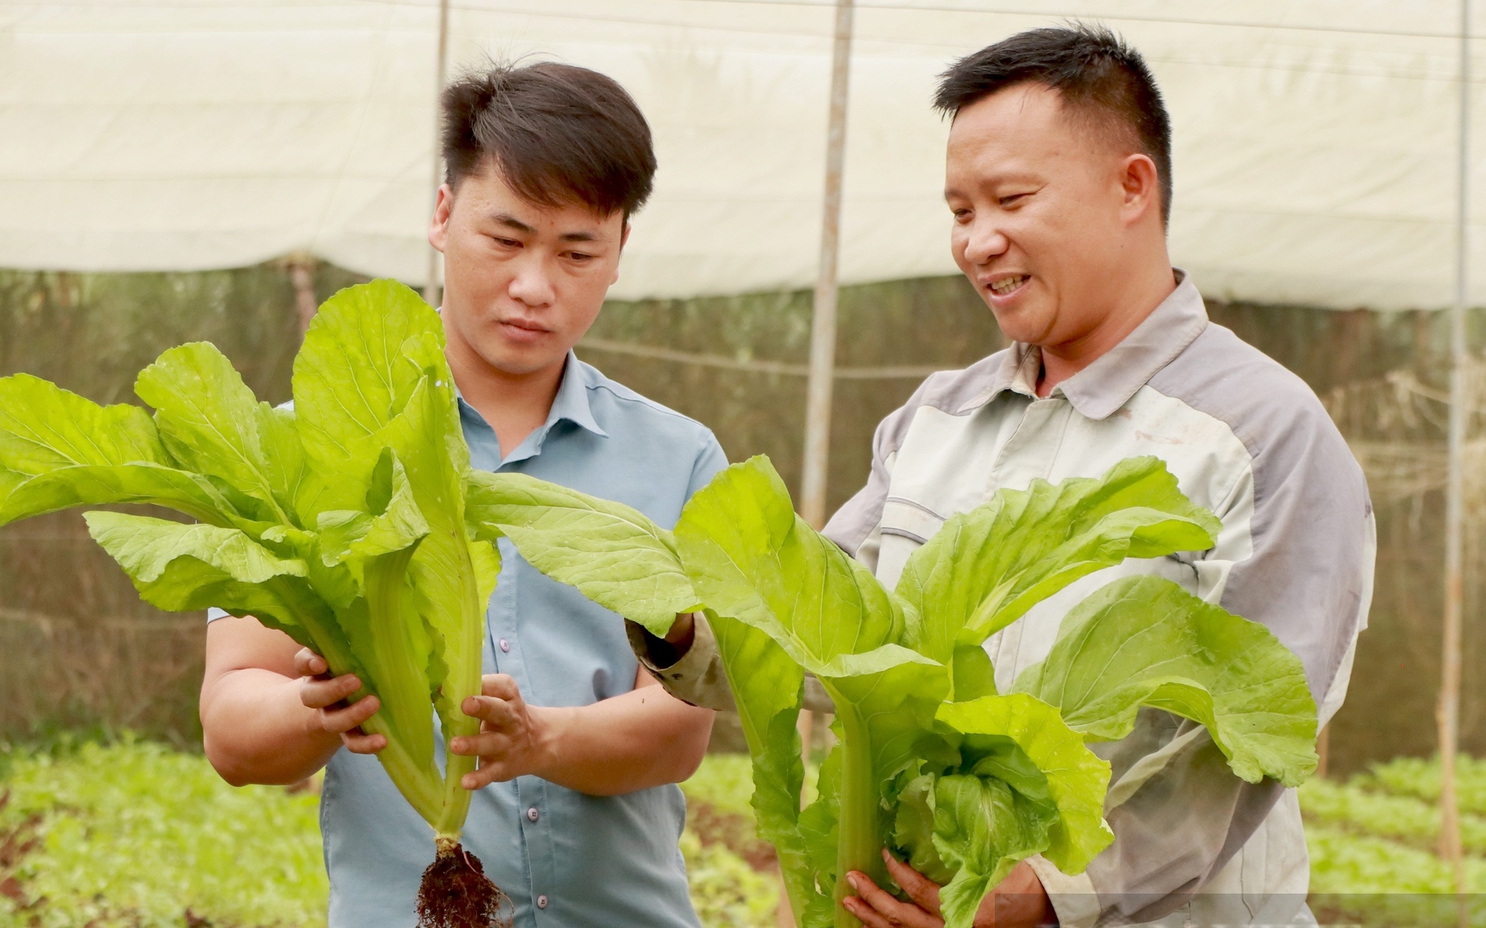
[301,450,438,785]
[935,695,1113,877]
[134,343,298,524]
[317,451,431,572]
[84,511,307,585]
[795,736,846,927]
[888,695,1114,928]
[674,459,945,770]
[893,457,1220,674]
[675,458,937,685]
[890,772,956,886]
[930,774,1056,928]
[1013,575,1319,787]
[78,510,374,721]
[0,375,249,526]
[465,470,698,636]
[375,369,493,835]
[675,457,949,919]
[0,463,253,530]
[0,374,166,476]
[292,280,443,500]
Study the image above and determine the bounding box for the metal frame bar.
[800,0,855,531]
[423,0,452,307]
[1438,1,1472,921]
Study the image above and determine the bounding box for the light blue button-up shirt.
[219,353,727,927]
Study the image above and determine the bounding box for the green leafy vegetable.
[482,454,1320,928]
[465,471,699,635]
[0,280,505,918]
[1012,574,1319,786]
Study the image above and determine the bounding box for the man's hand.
[449,673,553,790]
[843,850,1055,928]
[293,648,386,755]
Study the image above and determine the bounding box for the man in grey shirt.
[637,25,1373,928]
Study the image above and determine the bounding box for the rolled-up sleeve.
[627,429,734,709]
[628,613,734,711]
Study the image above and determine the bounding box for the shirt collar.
[544,351,608,438]
[965,270,1208,420]
[455,350,609,456]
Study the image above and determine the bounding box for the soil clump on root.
[417,840,510,928]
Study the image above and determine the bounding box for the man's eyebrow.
[489,212,600,243]
[944,172,1043,200]
[491,212,536,234]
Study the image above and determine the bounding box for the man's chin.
[472,346,570,380]
[987,309,1051,348]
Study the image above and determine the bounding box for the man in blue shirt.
[198,62,724,927]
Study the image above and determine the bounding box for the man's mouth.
[988,274,1029,297]
[499,317,549,333]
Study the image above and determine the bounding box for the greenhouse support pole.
[800,0,854,531]
[287,253,319,335]
[1439,0,1471,918]
[793,9,852,925]
[423,0,451,308]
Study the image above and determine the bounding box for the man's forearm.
[201,668,342,786]
[526,683,713,796]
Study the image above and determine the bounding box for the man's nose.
[507,255,557,307]
[962,217,1010,266]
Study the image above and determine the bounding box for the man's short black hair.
[441,61,657,219]
[935,24,1172,225]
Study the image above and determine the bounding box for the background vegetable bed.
[1,739,1481,928]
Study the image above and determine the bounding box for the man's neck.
[447,346,567,460]
[1035,262,1177,398]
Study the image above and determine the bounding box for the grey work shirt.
[213,353,728,928]
[640,273,1374,928]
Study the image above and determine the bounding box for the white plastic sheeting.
[1,0,1482,310]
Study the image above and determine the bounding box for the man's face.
[429,162,626,382]
[944,83,1135,351]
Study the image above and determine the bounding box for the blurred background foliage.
[1,261,1483,780]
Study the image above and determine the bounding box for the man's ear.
[1119,154,1160,226]
[428,183,454,252]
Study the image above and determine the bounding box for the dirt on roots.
[416,841,511,928]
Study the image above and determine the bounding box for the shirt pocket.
[874,497,948,588]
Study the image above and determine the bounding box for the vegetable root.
[416,836,510,928]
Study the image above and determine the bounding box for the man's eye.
[491,236,521,248]
[568,252,594,262]
[951,208,972,222]
[999,193,1029,207]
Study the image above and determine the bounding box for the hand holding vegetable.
[451,674,549,790]
[843,854,1052,928]
[293,648,386,756]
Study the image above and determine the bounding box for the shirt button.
[499,639,510,653]
[527,806,539,822]
[536,895,549,909]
